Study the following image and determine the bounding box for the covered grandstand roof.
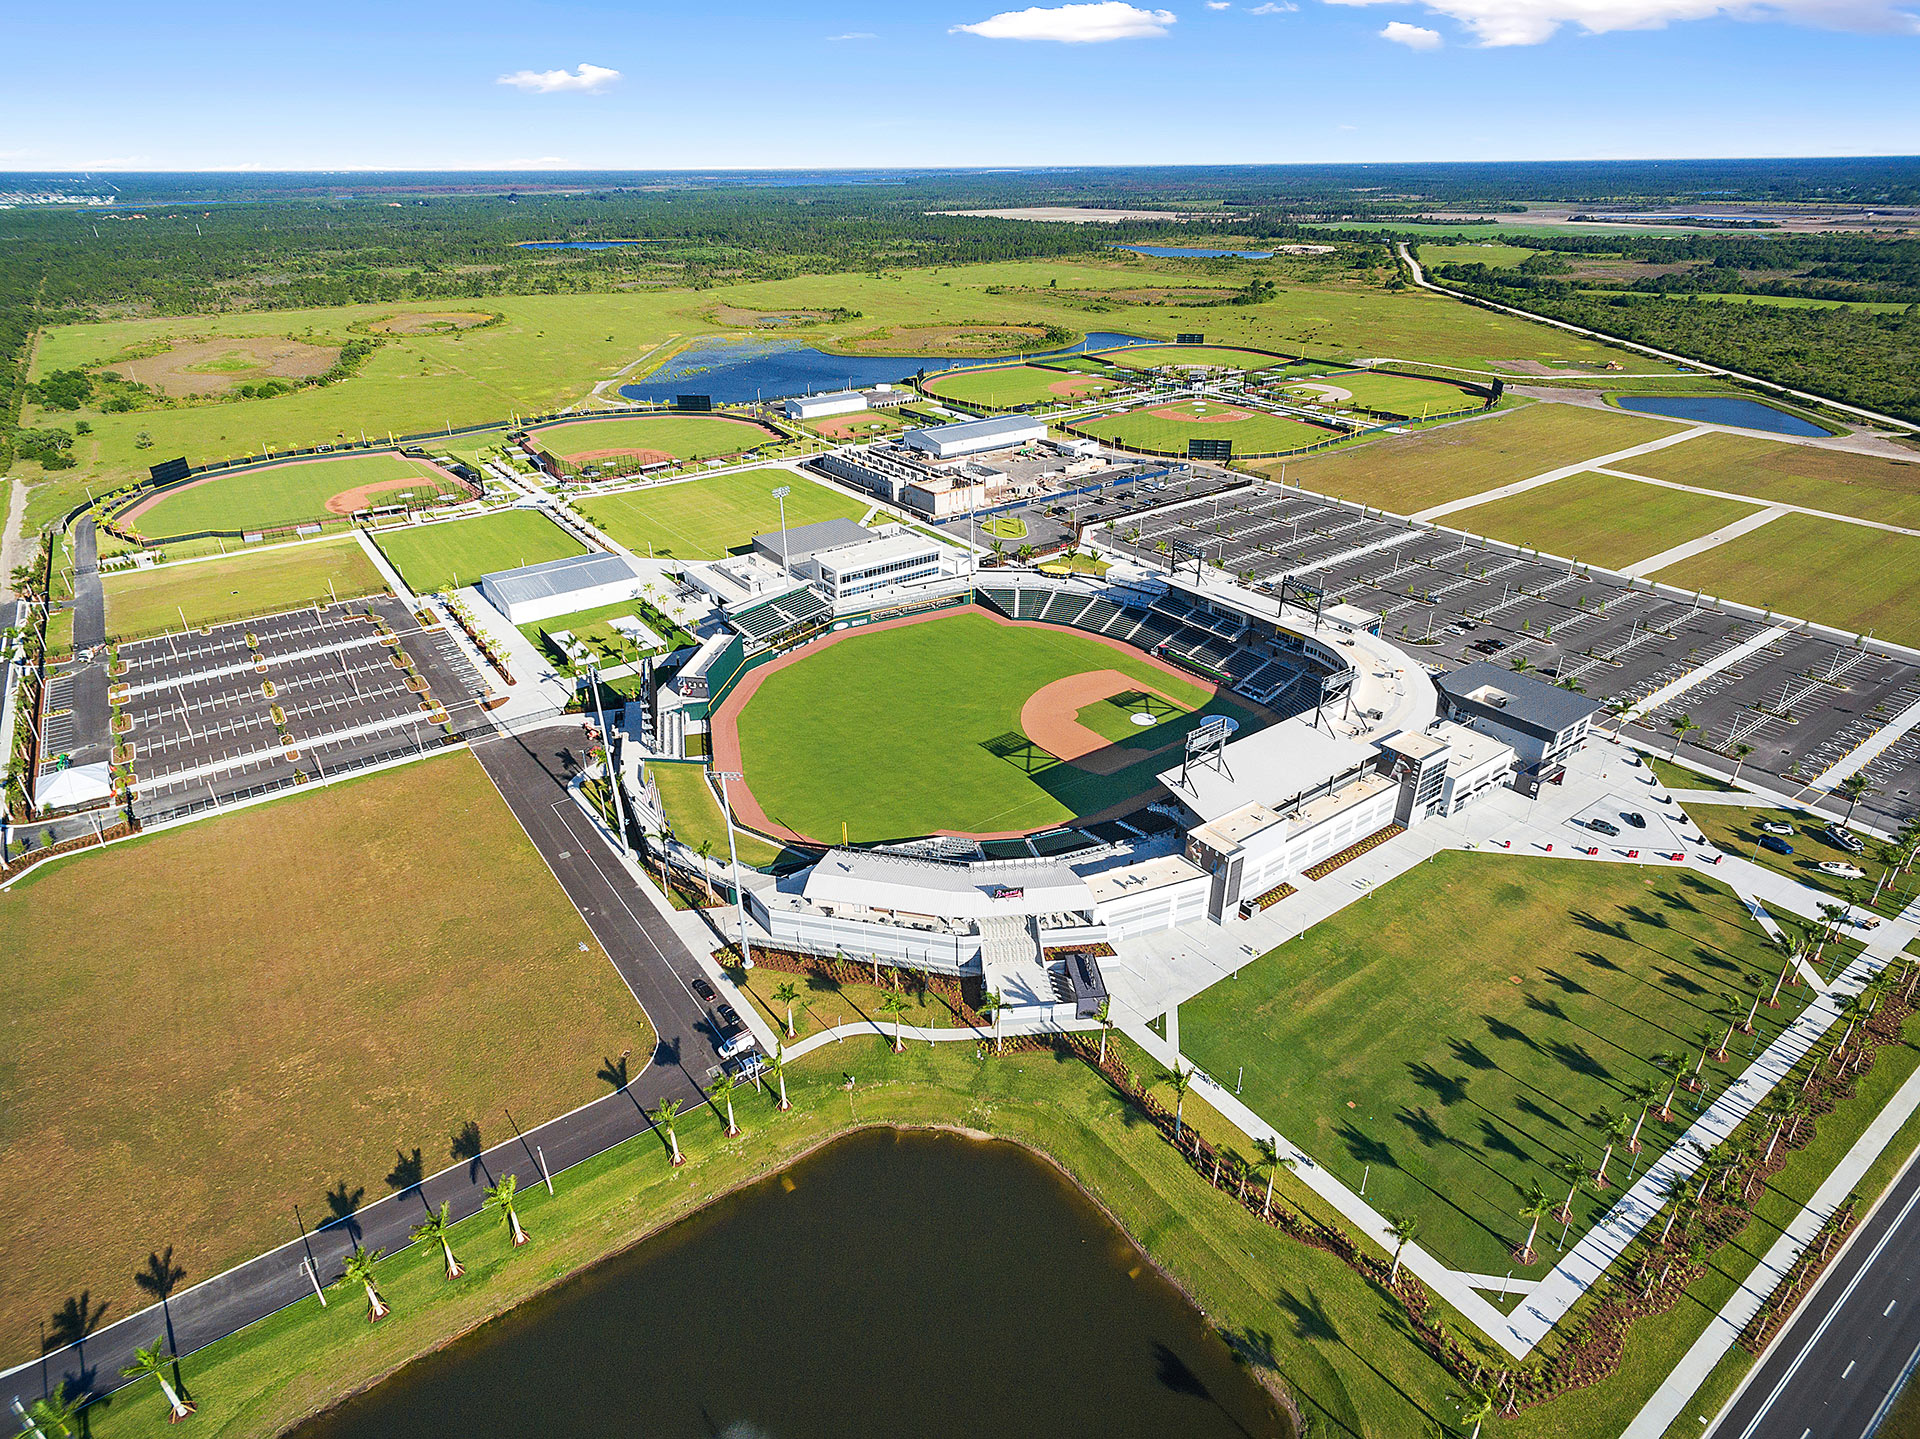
[804,849,1092,918]
[1156,716,1377,824]
[479,551,639,610]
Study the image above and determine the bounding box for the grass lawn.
[1641,752,1744,794]
[525,413,778,463]
[1039,551,1111,577]
[1685,800,1910,917]
[1179,852,1814,1277]
[1419,242,1535,268]
[1650,511,1920,647]
[728,964,966,1041]
[100,537,387,639]
[643,760,787,868]
[728,610,1263,842]
[0,752,650,1359]
[1617,432,1920,529]
[373,509,586,593]
[517,597,676,668]
[1441,470,1762,570]
[924,363,1120,408]
[1103,344,1289,370]
[982,513,1028,540]
[1076,402,1334,457]
[1284,371,1486,418]
[577,468,867,559]
[1261,403,1686,513]
[127,454,464,537]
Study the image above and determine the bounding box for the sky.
[2,0,1917,170]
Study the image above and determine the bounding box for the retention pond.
[1614,395,1833,437]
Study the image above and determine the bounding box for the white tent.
[34,763,114,812]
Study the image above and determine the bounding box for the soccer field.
[525,413,780,464]
[1075,401,1334,457]
[578,468,868,559]
[721,609,1267,843]
[0,751,648,1357]
[125,453,466,537]
[101,536,388,638]
[924,363,1121,409]
[374,508,587,592]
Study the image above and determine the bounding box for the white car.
[1816,861,1866,879]
[1758,820,1795,836]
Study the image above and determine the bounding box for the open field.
[723,610,1266,843]
[114,335,340,398]
[1616,432,1920,529]
[126,454,467,538]
[643,760,788,869]
[99,536,388,640]
[923,363,1122,409]
[373,509,587,593]
[0,752,648,1358]
[1102,344,1290,370]
[1650,511,1920,647]
[524,413,780,465]
[1418,242,1535,268]
[1441,470,1762,570]
[1282,370,1486,418]
[1075,401,1334,457]
[1180,852,1814,1277]
[1259,403,1685,512]
[577,468,866,559]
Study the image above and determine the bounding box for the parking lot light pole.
[771,485,792,579]
[586,660,629,852]
[712,770,754,971]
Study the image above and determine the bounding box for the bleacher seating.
[733,587,832,647]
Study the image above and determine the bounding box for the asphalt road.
[3,723,728,1409]
[1712,1145,1920,1439]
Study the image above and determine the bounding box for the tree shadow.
[451,1120,492,1185]
[385,1148,424,1196]
[1524,994,1570,1024]
[1537,968,1591,997]
[1547,1040,1612,1082]
[1447,1038,1498,1072]
[1335,1123,1397,1170]
[1395,1105,1451,1152]
[1276,1285,1340,1343]
[133,1249,188,1399]
[44,1291,107,1354]
[323,1181,365,1241]
[1477,1118,1534,1168]
[1483,1015,1540,1052]
[1406,1062,1471,1107]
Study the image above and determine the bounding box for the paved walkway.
[1622,506,1787,579]
[1593,464,1920,541]
[1408,426,1712,523]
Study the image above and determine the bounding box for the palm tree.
[980,986,1004,1053]
[1508,654,1534,675]
[1591,1109,1634,1187]
[1385,1212,1420,1284]
[1451,1379,1500,1439]
[1557,674,1587,693]
[654,1098,686,1166]
[773,981,801,1038]
[879,991,909,1052]
[1731,742,1755,780]
[1670,712,1700,757]
[1625,1077,1664,1153]
[410,1201,464,1280]
[1515,1181,1554,1265]
[337,1246,390,1322]
[26,1380,84,1438]
[1252,1136,1283,1218]
[1094,998,1112,1067]
[1652,1050,1688,1121]
[121,1336,195,1421]
[709,1071,741,1137]
[1837,773,1875,822]
[483,1173,530,1246]
[695,838,717,902]
[1162,1063,1195,1141]
[768,1042,793,1111]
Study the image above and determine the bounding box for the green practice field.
[1103,345,1288,371]
[923,363,1121,409]
[1261,402,1685,512]
[101,537,388,639]
[1281,370,1484,418]
[1075,401,1335,457]
[525,412,780,464]
[125,453,466,537]
[1650,511,1920,647]
[1443,470,1762,570]
[0,751,648,1358]
[728,610,1267,841]
[374,508,587,592]
[1616,432,1920,529]
[1179,853,1815,1278]
[578,467,867,559]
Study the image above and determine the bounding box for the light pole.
[586,659,629,852]
[771,484,792,578]
[712,770,754,972]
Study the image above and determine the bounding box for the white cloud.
[1205,2,1230,8]
[1323,0,1920,45]
[1381,17,1445,39]
[829,30,879,38]
[495,62,621,94]
[1250,2,1299,11]
[951,2,1178,41]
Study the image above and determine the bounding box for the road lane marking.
[1843,1359,1856,1378]
[1887,1301,1899,1316]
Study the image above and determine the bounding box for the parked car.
[1824,826,1866,855]
[1758,820,1795,836]
[717,1002,742,1030]
[1621,812,1647,829]
[691,977,717,1003]
[1588,818,1621,837]
[1816,861,1866,879]
[1759,835,1795,855]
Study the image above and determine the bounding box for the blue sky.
[3,0,1916,169]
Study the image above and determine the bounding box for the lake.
[620,331,1153,404]
[1614,395,1832,437]
[291,1129,1294,1439]
[1117,245,1277,259]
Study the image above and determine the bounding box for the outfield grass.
[128,454,464,537]
[525,413,778,463]
[923,363,1121,408]
[1441,470,1762,570]
[1650,511,1920,647]
[373,509,587,593]
[0,752,649,1359]
[1285,370,1485,418]
[1617,432,1920,529]
[729,611,1265,842]
[100,537,387,639]
[1262,403,1686,513]
[1179,852,1814,1277]
[1076,402,1335,457]
[643,760,787,868]
[577,468,867,559]
[1103,344,1289,370]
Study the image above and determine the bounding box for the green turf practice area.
[644,760,788,869]
[517,595,690,668]
[1261,402,1684,512]
[1278,370,1484,419]
[124,453,467,537]
[1617,432,1920,530]
[577,468,867,559]
[524,413,781,466]
[923,363,1123,409]
[726,610,1267,842]
[100,537,387,640]
[1180,852,1818,1277]
[1102,345,1289,371]
[1442,470,1763,571]
[374,508,586,592]
[1074,401,1335,457]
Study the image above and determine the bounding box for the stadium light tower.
[711,770,756,971]
[771,484,793,578]
[584,657,630,851]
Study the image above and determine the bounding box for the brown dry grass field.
[1613,432,1920,529]
[116,337,339,397]
[365,312,496,335]
[0,751,649,1357]
[1256,402,1684,513]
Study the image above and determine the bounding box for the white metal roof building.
[784,390,868,421]
[478,551,647,625]
[901,414,1048,460]
[810,532,943,601]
